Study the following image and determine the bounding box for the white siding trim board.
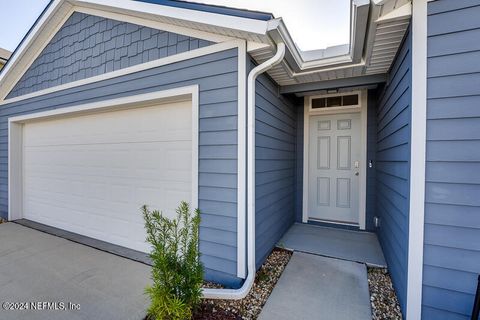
[406,0,427,319]
[236,40,247,279]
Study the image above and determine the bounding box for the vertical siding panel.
[375,28,412,314]
[423,1,480,318]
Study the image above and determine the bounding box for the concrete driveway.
[0,222,151,320]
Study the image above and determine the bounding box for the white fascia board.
[74,6,235,43]
[70,0,270,35]
[0,48,12,61]
[376,2,412,23]
[0,0,72,101]
[0,0,263,102]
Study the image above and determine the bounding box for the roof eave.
[71,0,272,35]
[266,0,370,73]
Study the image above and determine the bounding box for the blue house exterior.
[375,28,412,312]
[0,0,478,319]
[422,1,480,318]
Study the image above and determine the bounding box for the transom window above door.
[312,94,359,109]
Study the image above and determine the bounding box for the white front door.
[308,113,361,224]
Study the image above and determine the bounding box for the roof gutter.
[266,0,369,72]
[202,42,286,300]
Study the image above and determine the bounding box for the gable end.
[7,12,213,99]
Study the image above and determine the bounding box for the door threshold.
[307,218,361,231]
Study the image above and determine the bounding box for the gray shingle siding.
[0,48,241,287]
[7,12,212,99]
[250,59,297,267]
[375,28,412,313]
[423,1,480,318]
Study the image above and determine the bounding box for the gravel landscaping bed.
[195,248,293,320]
[368,268,402,320]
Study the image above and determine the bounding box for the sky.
[0,0,350,53]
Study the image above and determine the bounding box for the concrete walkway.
[0,223,151,320]
[280,223,386,267]
[259,252,372,320]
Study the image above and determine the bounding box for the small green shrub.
[142,201,204,320]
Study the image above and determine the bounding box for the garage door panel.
[25,140,192,175]
[22,100,193,253]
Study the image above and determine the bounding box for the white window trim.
[406,0,427,319]
[9,86,200,224]
[302,90,368,230]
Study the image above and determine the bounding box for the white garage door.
[22,100,193,253]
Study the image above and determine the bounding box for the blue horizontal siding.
[0,46,242,287]
[423,1,480,318]
[375,27,412,315]
[251,58,296,268]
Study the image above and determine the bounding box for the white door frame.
[302,89,368,229]
[8,85,199,222]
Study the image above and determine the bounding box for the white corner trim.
[358,90,368,230]
[406,0,427,319]
[7,121,23,221]
[236,40,247,279]
[191,87,200,213]
[0,40,243,105]
[8,85,200,221]
[302,90,368,229]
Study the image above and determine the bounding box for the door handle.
[355,172,359,176]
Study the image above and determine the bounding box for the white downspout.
[202,42,286,299]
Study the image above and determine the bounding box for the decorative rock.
[368,268,402,320]
[195,248,292,320]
